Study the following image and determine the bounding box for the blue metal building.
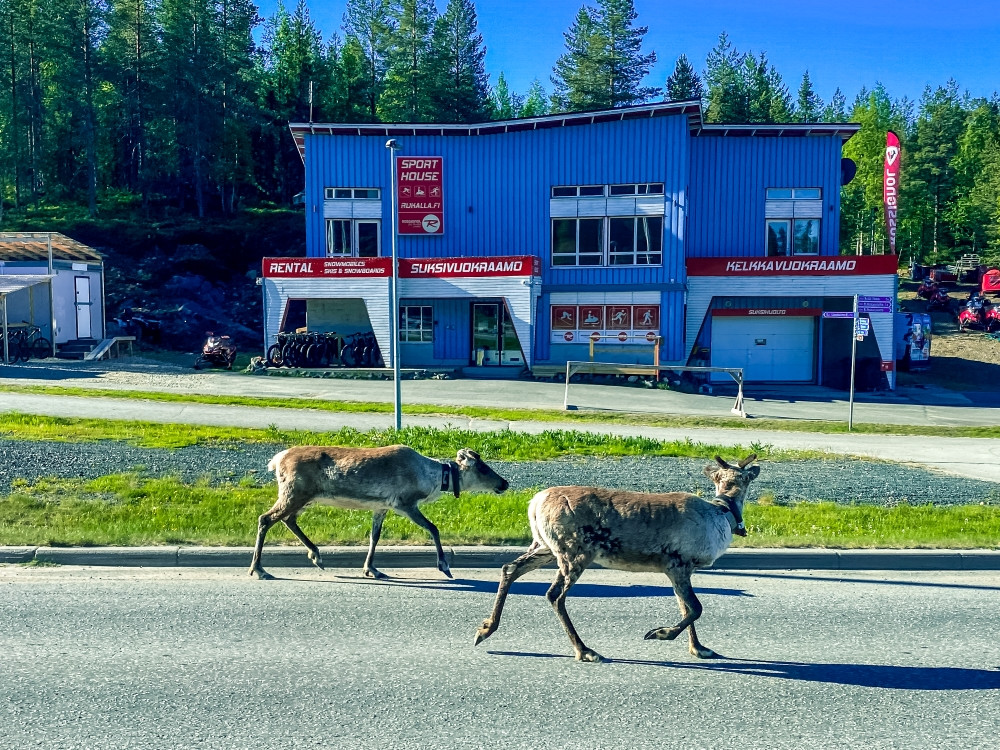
[263,101,899,387]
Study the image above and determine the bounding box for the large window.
[399,305,433,342]
[766,187,822,256]
[326,219,381,257]
[553,216,661,266]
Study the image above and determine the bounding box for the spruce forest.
[1,0,998,340]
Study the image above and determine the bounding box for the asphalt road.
[3,566,1000,749]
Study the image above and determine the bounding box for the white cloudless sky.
[258,0,1000,105]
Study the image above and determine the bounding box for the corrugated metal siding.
[302,114,690,289]
[687,136,843,257]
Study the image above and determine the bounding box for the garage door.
[710,315,815,382]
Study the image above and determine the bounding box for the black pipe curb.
[4,545,1000,571]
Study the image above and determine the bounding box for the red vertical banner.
[396,156,444,234]
[884,131,900,254]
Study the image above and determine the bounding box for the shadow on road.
[323,574,750,599]
[708,569,1000,593]
[489,651,1000,689]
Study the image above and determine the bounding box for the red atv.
[917,279,952,312]
[957,294,1000,332]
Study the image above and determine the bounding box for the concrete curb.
[4,545,1000,571]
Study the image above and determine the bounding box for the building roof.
[0,233,103,264]
[288,101,860,163]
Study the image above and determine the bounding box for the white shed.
[0,232,105,362]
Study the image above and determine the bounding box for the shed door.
[710,315,815,382]
[74,276,92,339]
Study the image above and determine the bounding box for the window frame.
[551,215,662,268]
[766,218,821,256]
[398,305,433,343]
[325,218,382,257]
[325,187,382,200]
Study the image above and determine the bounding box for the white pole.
[387,140,401,431]
[2,295,8,364]
[848,294,858,431]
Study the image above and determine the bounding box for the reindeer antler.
[738,453,758,468]
[714,455,731,469]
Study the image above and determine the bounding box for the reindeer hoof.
[692,647,718,659]
[577,649,605,663]
[249,568,274,580]
[644,627,682,641]
[438,561,454,579]
[363,568,388,580]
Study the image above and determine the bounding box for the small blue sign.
[858,295,893,313]
[822,311,855,319]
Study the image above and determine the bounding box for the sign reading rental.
[396,156,443,235]
[263,257,391,277]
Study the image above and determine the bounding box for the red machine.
[982,268,1000,295]
[957,295,1000,332]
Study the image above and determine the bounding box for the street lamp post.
[386,139,402,430]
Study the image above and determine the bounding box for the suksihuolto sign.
[396,156,443,235]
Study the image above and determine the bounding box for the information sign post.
[848,295,858,431]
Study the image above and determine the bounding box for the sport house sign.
[396,156,444,234]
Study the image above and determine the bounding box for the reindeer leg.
[644,567,712,656]
[363,510,388,580]
[248,508,280,580]
[283,516,324,571]
[475,542,554,646]
[398,506,452,579]
[547,553,601,663]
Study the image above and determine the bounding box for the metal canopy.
[0,274,54,296]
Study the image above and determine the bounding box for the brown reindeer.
[474,454,759,663]
[249,445,510,580]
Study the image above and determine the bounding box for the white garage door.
[710,315,815,382]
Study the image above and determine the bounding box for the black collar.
[441,462,460,498]
[712,494,746,535]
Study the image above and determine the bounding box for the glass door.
[472,303,500,365]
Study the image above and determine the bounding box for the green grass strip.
[3,383,999,438]
[0,412,827,461]
[2,475,998,549]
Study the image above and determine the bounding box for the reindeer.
[249,445,510,581]
[474,454,759,663]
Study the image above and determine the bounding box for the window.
[326,219,381,257]
[552,218,604,266]
[766,218,821,256]
[399,305,432,342]
[609,216,663,265]
[766,187,822,256]
[766,187,820,200]
[551,185,605,197]
[553,216,660,266]
[609,183,664,196]
[325,187,381,200]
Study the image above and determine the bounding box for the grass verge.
[2,475,998,549]
[2,383,999,438]
[0,412,828,461]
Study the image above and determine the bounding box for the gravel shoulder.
[3,439,997,505]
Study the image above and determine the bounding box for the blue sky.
[261,0,1000,105]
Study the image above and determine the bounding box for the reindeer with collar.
[475,454,759,663]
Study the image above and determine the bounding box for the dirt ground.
[897,278,1000,391]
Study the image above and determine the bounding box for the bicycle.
[19,322,52,361]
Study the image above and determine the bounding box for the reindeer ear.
[703,464,717,478]
[747,466,760,480]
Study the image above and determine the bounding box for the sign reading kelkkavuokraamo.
[396,156,443,235]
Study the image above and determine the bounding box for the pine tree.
[703,31,746,122]
[378,0,437,122]
[821,87,847,122]
[796,70,822,123]
[489,71,520,119]
[664,53,702,102]
[551,0,657,112]
[430,0,489,123]
[520,79,548,117]
[342,0,391,120]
